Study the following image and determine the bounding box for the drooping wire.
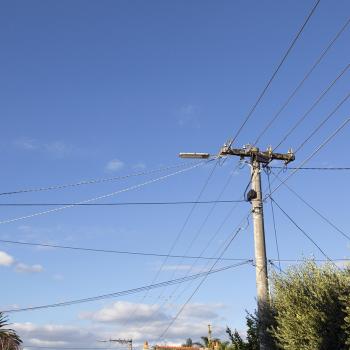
[294,91,350,153]
[253,16,350,145]
[153,160,242,302]
[0,160,209,225]
[117,159,220,328]
[270,166,350,171]
[0,199,246,207]
[269,169,350,241]
[0,237,250,261]
[157,212,252,340]
[268,260,288,276]
[270,197,337,267]
[147,166,252,323]
[273,64,350,151]
[2,260,251,314]
[265,168,282,271]
[231,0,321,143]
[0,161,202,196]
[266,118,350,199]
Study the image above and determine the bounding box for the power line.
[0,199,245,207]
[270,197,336,266]
[270,166,350,170]
[266,118,350,199]
[254,16,350,145]
[140,170,248,334]
[269,169,350,241]
[274,63,350,151]
[0,238,250,261]
[0,160,209,225]
[117,159,220,329]
[232,0,321,143]
[157,214,251,340]
[266,170,281,271]
[2,260,251,314]
[295,91,350,153]
[0,161,201,197]
[270,258,350,262]
[145,168,251,327]
[159,174,252,305]
[153,161,242,303]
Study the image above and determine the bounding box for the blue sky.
[0,0,349,347]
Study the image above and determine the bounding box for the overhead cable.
[0,160,209,225]
[266,118,350,199]
[254,16,350,145]
[157,213,251,340]
[232,0,321,143]
[273,64,350,151]
[294,91,350,153]
[0,238,250,261]
[153,161,241,303]
[0,199,245,207]
[270,166,350,170]
[270,197,336,266]
[270,169,350,241]
[0,161,201,196]
[266,170,282,271]
[2,260,251,314]
[117,159,220,328]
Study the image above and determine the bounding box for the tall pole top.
[179,143,295,165]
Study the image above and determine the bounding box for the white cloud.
[14,302,228,348]
[13,138,38,150]
[0,251,15,266]
[44,141,71,158]
[13,138,77,158]
[106,159,124,172]
[15,263,44,273]
[180,303,225,319]
[13,323,101,347]
[53,273,64,281]
[133,162,146,170]
[80,301,225,342]
[80,301,168,324]
[177,104,200,128]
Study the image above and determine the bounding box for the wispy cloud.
[13,138,38,150]
[105,159,125,172]
[177,104,200,128]
[133,162,146,170]
[15,263,44,273]
[13,138,80,158]
[80,301,168,324]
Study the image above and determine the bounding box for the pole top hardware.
[219,143,295,165]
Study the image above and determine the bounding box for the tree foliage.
[271,261,350,350]
[0,313,22,350]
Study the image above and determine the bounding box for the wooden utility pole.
[180,143,295,350]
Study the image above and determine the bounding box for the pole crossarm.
[219,145,295,164]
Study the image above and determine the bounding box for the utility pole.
[180,143,295,350]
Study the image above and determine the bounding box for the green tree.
[226,327,245,350]
[271,261,350,349]
[0,313,22,350]
[244,312,259,350]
